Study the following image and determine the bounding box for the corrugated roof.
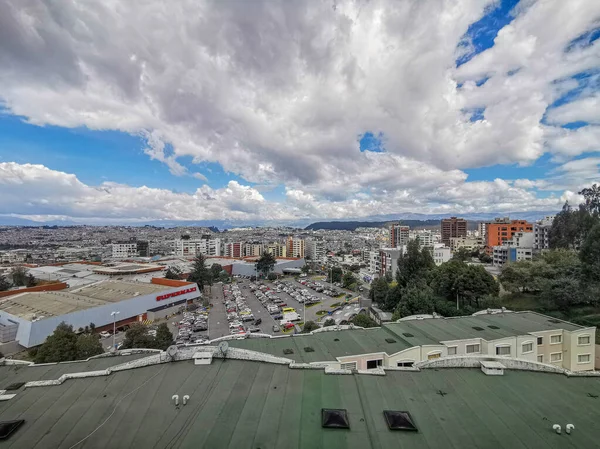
[0,359,599,448]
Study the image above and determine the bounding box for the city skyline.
[1,0,599,224]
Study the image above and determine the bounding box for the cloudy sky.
[0,0,599,224]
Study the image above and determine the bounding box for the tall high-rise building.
[286,236,305,258]
[441,217,467,246]
[224,242,243,258]
[486,219,533,251]
[305,239,324,261]
[265,242,287,258]
[389,224,409,248]
[243,242,263,257]
[534,216,554,251]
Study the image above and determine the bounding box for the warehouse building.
[0,279,200,348]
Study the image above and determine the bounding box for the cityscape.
[1,0,600,448]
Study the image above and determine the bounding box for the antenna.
[218,341,229,359]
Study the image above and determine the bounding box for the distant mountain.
[305,220,442,231]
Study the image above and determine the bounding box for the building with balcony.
[389,224,409,248]
[441,217,467,246]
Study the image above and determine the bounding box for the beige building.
[265,242,287,258]
[450,236,483,252]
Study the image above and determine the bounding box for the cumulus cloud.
[0,0,599,220]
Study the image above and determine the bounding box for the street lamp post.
[111,311,120,349]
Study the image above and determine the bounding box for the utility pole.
[111,311,120,349]
[456,291,459,311]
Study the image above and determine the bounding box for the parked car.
[272,324,280,333]
[248,326,260,333]
[99,331,111,339]
[254,318,262,325]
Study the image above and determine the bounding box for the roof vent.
[304,347,315,353]
[472,326,484,331]
[0,420,25,440]
[321,409,350,429]
[383,411,418,431]
[487,325,500,330]
[283,349,294,355]
[402,333,414,338]
[385,338,396,343]
[548,319,561,324]
[480,360,505,376]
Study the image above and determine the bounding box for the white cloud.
[0,0,598,220]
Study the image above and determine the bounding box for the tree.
[76,333,104,359]
[452,247,471,262]
[267,272,277,281]
[323,318,336,327]
[478,252,492,264]
[327,267,343,283]
[349,314,378,328]
[302,321,319,333]
[26,273,36,287]
[122,323,154,349]
[540,277,584,311]
[255,252,276,277]
[392,281,436,320]
[431,261,499,308]
[210,263,223,279]
[0,275,10,291]
[580,183,600,216]
[187,254,212,290]
[549,202,597,249]
[580,223,600,285]
[35,322,79,363]
[396,240,435,288]
[369,277,389,305]
[342,272,357,289]
[89,322,96,333]
[154,323,174,350]
[10,266,28,287]
[301,264,310,274]
[165,266,182,280]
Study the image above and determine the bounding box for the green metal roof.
[385,311,584,345]
[229,327,412,362]
[1,358,599,448]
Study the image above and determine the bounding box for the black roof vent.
[283,349,294,355]
[304,347,315,353]
[322,409,350,429]
[472,326,484,331]
[487,325,500,330]
[383,411,418,431]
[402,333,414,338]
[0,420,25,440]
[4,382,25,391]
[385,338,396,343]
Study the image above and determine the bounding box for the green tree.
[302,321,319,333]
[323,318,336,327]
[154,323,174,350]
[89,322,96,333]
[342,272,357,289]
[26,273,36,287]
[210,263,223,279]
[579,183,600,216]
[10,266,28,287]
[301,264,310,274]
[76,333,104,359]
[122,323,154,349]
[327,267,343,283]
[540,277,584,311]
[267,272,277,281]
[580,223,600,285]
[0,275,10,291]
[396,240,435,288]
[369,277,389,305]
[452,247,471,262]
[187,254,212,289]
[35,322,79,363]
[431,261,499,308]
[392,281,436,320]
[255,252,276,277]
[165,266,182,280]
[549,202,597,249]
[349,314,378,328]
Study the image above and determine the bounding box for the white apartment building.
[493,232,534,266]
[243,243,263,257]
[534,215,554,251]
[111,242,138,259]
[305,239,325,261]
[368,250,381,275]
[450,236,483,252]
[389,224,410,248]
[172,238,221,258]
[432,245,451,266]
[477,222,487,240]
[409,230,434,248]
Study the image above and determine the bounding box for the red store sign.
[156,286,197,302]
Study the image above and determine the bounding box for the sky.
[0,0,599,224]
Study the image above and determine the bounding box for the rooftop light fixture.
[383,411,418,431]
[321,409,350,429]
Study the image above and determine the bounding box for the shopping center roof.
[0,358,599,448]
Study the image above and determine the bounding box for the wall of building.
[0,282,68,298]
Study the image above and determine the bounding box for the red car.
[227,307,236,313]
[283,322,295,330]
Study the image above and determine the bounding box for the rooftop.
[0,280,171,321]
[1,358,599,448]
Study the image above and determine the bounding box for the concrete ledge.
[325,367,353,375]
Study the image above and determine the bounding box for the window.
[578,354,591,364]
[366,359,383,369]
[466,344,480,354]
[340,362,357,370]
[427,352,441,360]
[578,335,591,345]
[522,342,533,354]
[397,361,414,367]
[496,346,511,356]
[447,346,457,355]
[550,335,562,344]
[537,355,543,363]
[550,352,562,362]
[537,337,543,345]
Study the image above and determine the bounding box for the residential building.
[534,215,554,251]
[389,224,409,248]
[409,230,433,248]
[286,236,305,258]
[450,236,483,252]
[432,245,451,266]
[172,237,221,258]
[368,250,381,274]
[111,242,138,258]
[441,217,467,246]
[380,248,402,276]
[305,239,325,261]
[477,221,487,240]
[486,218,533,251]
[243,242,263,257]
[136,240,150,257]
[492,232,534,266]
[224,242,243,258]
[265,242,287,258]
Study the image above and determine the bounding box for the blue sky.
[0,0,598,223]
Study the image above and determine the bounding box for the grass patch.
[305,302,322,308]
[316,310,328,316]
[330,302,341,308]
[282,327,294,333]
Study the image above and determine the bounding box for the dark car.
[273,313,283,320]
[254,318,262,325]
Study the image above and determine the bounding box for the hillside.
[304,220,448,231]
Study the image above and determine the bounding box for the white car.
[99,331,111,339]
